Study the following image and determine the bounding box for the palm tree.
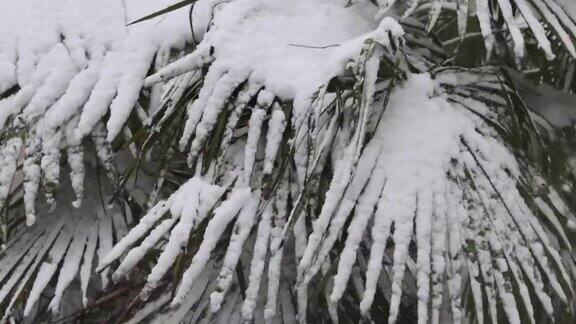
[0,0,575,322]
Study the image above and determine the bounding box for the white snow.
[147,0,404,121]
[80,224,98,307]
[241,203,273,320]
[243,108,266,186]
[97,200,171,271]
[475,0,495,57]
[264,175,289,319]
[210,193,259,313]
[48,226,89,314]
[186,70,248,161]
[3,0,574,321]
[142,183,202,296]
[24,227,74,316]
[113,218,175,283]
[263,106,286,175]
[171,187,250,306]
[0,138,22,212]
[0,0,193,140]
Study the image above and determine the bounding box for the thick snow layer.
[206,0,376,100]
[0,0,198,236]
[0,0,192,140]
[3,0,575,322]
[149,0,403,117]
[0,0,405,226]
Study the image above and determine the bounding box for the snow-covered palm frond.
[0,164,132,320]
[0,0,193,242]
[0,0,192,319]
[1,0,576,322]
[403,0,576,60]
[90,0,576,322]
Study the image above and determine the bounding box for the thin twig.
[50,286,133,323]
[287,43,340,49]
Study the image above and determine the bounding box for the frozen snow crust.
[206,0,377,100]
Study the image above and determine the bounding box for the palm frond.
[412,0,576,60]
[91,1,575,322]
[1,0,576,322]
[0,164,129,320]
